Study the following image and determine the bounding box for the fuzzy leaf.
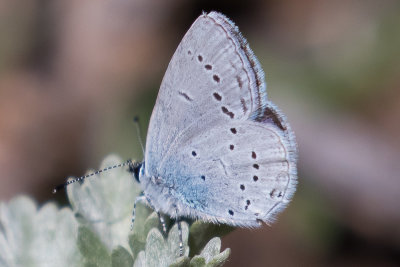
[0,196,81,266]
[145,228,167,266]
[169,256,190,267]
[206,248,231,267]
[77,226,111,266]
[133,222,191,267]
[128,204,156,258]
[189,256,206,267]
[67,155,141,251]
[133,251,145,267]
[188,237,231,267]
[144,212,163,235]
[129,232,146,261]
[189,222,233,256]
[111,246,134,267]
[167,222,190,258]
[200,237,221,262]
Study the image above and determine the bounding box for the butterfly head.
[129,161,145,183]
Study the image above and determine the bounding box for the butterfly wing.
[143,12,297,226]
[155,114,297,226]
[145,12,267,175]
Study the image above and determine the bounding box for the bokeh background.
[1,0,400,266]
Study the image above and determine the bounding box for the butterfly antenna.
[133,116,145,156]
[52,159,134,194]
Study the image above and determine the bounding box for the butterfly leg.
[177,219,184,256]
[174,205,184,256]
[145,196,167,234]
[131,194,147,230]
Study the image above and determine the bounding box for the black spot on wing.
[236,76,243,89]
[221,106,234,119]
[178,91,193,101]
[213,92,222,101]
[245,199,251,210]
[240,98,248,114]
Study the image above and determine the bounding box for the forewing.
[145,12,267,175]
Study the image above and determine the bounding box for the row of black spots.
[194,55,227,119]
[207,68,224,121]
[244,199,251,210]
[251,150,259,172]
[239,176,249,210]
[251,148,260,182]
[251,162,260,184]
[195,53,220,83]
[228,127,237,153]
[239,182,251,211]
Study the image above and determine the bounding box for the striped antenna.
[52,159,134,194]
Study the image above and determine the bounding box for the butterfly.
[54,11,298,257]
[130,11,297,253]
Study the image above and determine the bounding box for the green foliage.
[0,155,231,267]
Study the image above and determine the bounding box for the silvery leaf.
[67,154,141,251]
[0,196,81,266]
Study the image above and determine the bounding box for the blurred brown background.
[1,0,400,266]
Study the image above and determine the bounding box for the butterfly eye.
[127,161,142,182]
[132,162,145,183]
[140,163,145,175]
